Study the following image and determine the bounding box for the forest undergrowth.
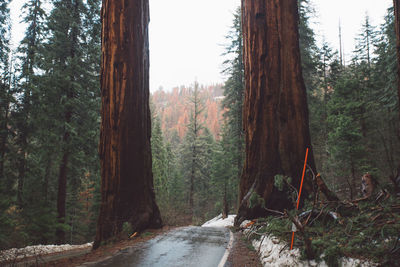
[242,173,400,267]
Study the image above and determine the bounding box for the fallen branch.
[285,210,315,259]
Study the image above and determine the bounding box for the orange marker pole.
[290,231,295,250]
[296,148,309,210]
[290,148,309,250]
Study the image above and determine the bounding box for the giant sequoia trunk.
[235,0,316,225]
[93,0,162,249]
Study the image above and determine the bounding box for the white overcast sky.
[9,0,393,92]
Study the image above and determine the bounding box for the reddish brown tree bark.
[93,0,162,249]
[235,0,316,225]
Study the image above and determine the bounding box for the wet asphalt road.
[83,226,231,267]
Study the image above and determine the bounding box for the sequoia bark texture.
[235,0,316,225]
[93,0,162,249]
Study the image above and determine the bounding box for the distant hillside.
[151,84,224,142]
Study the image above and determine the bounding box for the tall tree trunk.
[56,0,80,245]
[0,95,9,182]
[94,0,162,249]
[222,182,228,218]
[189,145,195,216]
[56,137,69,244]
[235,0,316,225]
[43,154,52,204]
[17,134,27,206]
[350,159,356,200]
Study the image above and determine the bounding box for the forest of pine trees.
[0,0,101,248]
[0,1,399,260]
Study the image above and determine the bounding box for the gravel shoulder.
[225,230,263,267]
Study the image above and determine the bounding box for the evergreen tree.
[0,0,11,183]
[298,0,327,173]
[14,0,46,207]
[195,127,215,218]
[298,0,319,92]
[0,0,16,249]
[211,124,236,218]
[0,0,101,248]
[39,0,101,244]
[374,8,397,110]
[151,115,168,199]
[181,82,204,218]
[368,7,399,181]
[327,70,367,199]
[354,15,377,68]
[164,142,184,206]
[221,7,244,185]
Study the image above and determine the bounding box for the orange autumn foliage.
[151,84,224,141]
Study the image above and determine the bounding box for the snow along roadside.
[201,214,236,228]
[240,220,376,267]
[0,242,93,262]
[201,214,375,267]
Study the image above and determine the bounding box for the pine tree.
[0,0,11,183]
[212,124,236,218]
[40,0,88,244]
[327,70,367,199]
[151,115,168,198]
[66,0,102,243]
[183,82,204,217]
[195,127,215,218]
[354,15,377,68]
[310,41,342,177]
[374,8,397,110]
[164,142,183,206]
[298,0,319,92]
[221,7,244,186]
[298,0,328,174]
[0,0,16,249]
[372,6,400,185]
[14,0,46,207]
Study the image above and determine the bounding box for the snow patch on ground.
[241,220,376,267]
[0,242,93,262]
[201,214,236,228]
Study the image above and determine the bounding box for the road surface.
[80,226,233,267]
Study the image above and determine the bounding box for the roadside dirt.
[226,230,263,267]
